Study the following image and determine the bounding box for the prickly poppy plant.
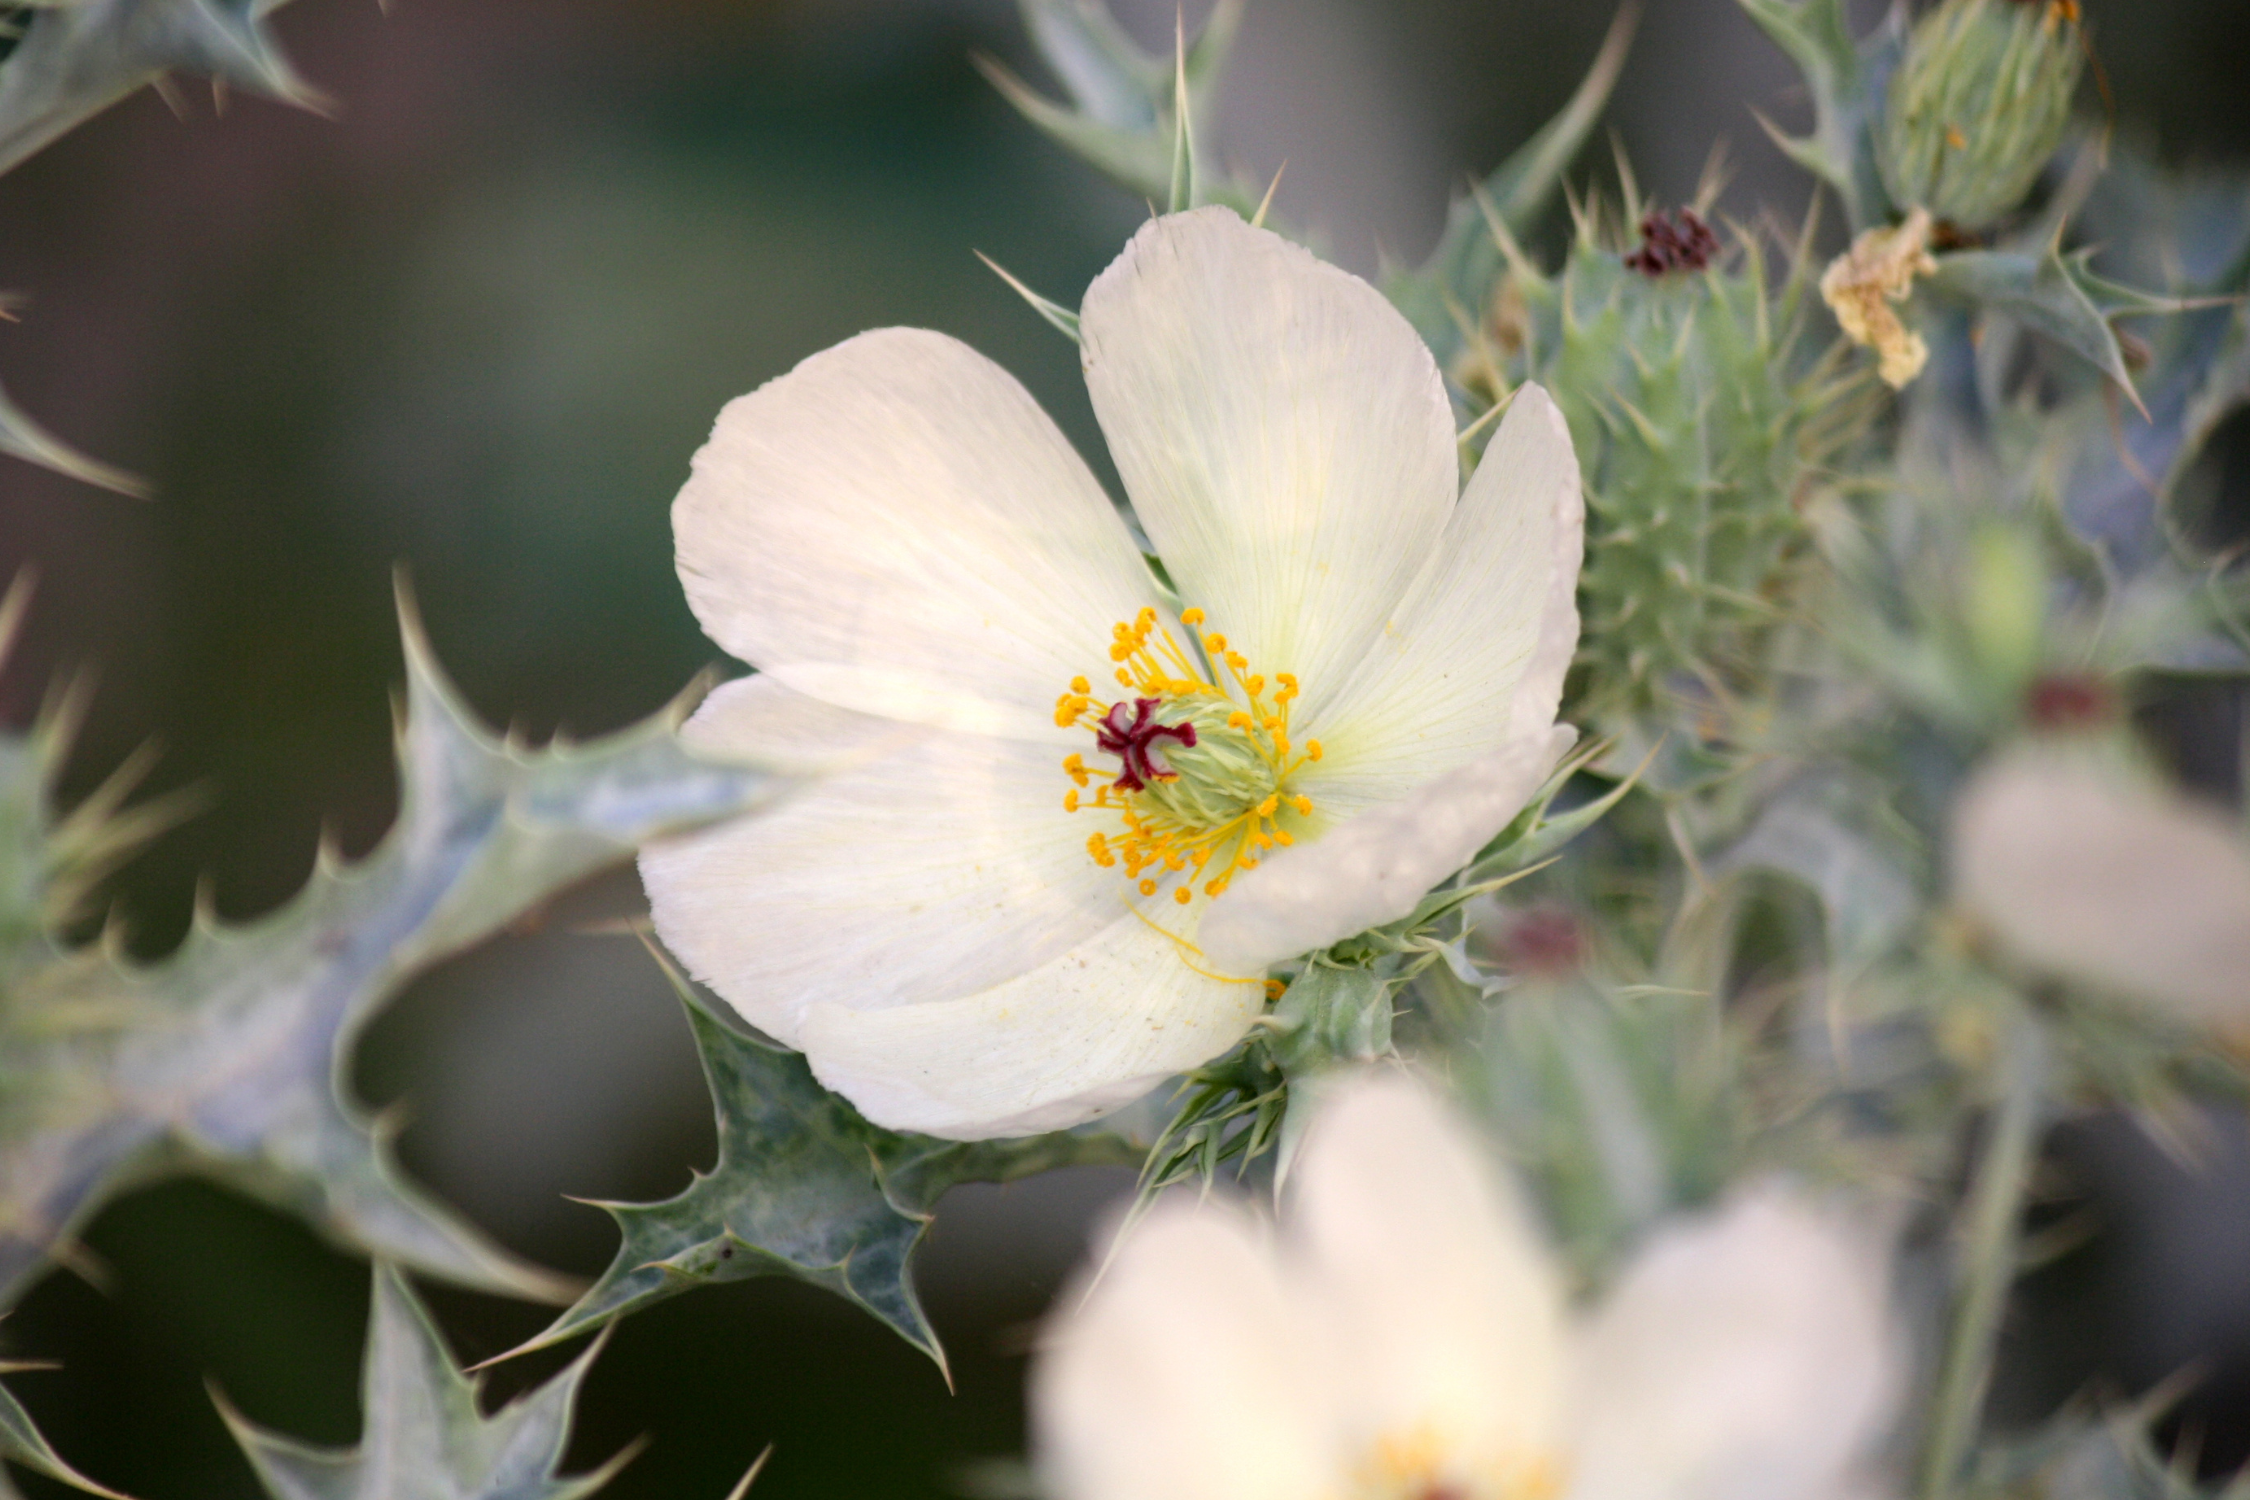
[1,1,2248,1498]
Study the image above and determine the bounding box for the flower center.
[1354,1428,1566,1500]
[1055,606,1322,907]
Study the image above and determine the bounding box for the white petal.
[640,676,1122,1048]
[1287,1074,1567,1480]
[1305,383,1585,812]
[1198,725,1575,974]
[1567,1186,1903,1500]
[1033,1204,1333,1500]
[1080,208,1456,723]
[674,326,1158,740]
[1952,745,2250,1025]
[798,911,1265,1138]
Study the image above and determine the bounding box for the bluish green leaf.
[0,588,793,1309]
[0,380,145,497]
[1734,0,1902,231]
[218,1265,635,1500]
[0,0,326,179]
[509,971,1139,1376]
[1,1363,132,1500]
[1388,5,1638,355]
[1926,244,2204,410]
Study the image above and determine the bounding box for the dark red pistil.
[2025,674,2114,730]
[1097,698,1197,793]
[1624,207,1721,277]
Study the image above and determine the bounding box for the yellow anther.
[1264,978,1286,1000]
[1173,887,1192,905]
[1070,675,1090,694]
[1246,675,1264,695]
[1205,632,1227,652]
[1291,794,1313,816]
[1227,653,1247,670]
[1204,878,1226,898]
[1115,669,1133,687]
[1138,878,1158,896]
[1307,740,1324,761]
[1274,829,1294,846]
[1180,607,1206,625]
[1228,710,1252,730]
[1064,790,1080,812]
[1276,672,1297,689]
[1257,795,1279,818]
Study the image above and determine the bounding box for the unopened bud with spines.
[1879,0,2084,231]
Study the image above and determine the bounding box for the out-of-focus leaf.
[508,971,1139,1376]
[1387,5,1638,356]
[1927,245,2207,412]
[1718,772,1924,972]
[1733,0,1902,231]
[0,587,793,1310]
[0,0,326,179]
[983,0,1253,214]
[0,380,145,497]
[1,1364,132,1500]
[218,1265,636,1500]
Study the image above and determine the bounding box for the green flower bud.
[1879,0,2084,231]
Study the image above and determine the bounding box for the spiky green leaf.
[1926,244,2207,410]
[511,972,1139,1375]
[219,1265,635,1500]
[1,1363,132,1500]
[1734,0,1902,231]
[0,589,793,1310]
[0,380,145,497]
[0,0,326,179]
[1387,5,1638,357]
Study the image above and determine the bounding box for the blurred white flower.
[1952,743,2250,1024]
[640,207,1583,1138]
[1035,1074,1903,1500]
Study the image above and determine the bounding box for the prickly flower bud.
[1879,0,2084,231]
[1822,207,1939,388]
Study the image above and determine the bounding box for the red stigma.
[1097,698,1197,792]
[1625,207,1721,277]
[2025,674,2114,730]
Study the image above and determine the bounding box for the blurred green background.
[1,0,2247,1494]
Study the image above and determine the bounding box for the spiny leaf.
[1388,4,1638,356]
[0,0,327,179]
[2,1363,133,1499]
[509,966,1140,1376]
[1733,0,1902,231]
[0,586,794,1310]
[1926,245,2211,415]
[981,0,1255,215]
[217,1264,636,1500]
[0,379,146,497]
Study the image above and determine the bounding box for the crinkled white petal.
[1306,383,1585,815]
[1288,1074,1567,1483]
[1952,745,2250,1025]
[1080,208,1457,725]
[641,676,1122,1049]
[798,910,1264,1138]
[673,326,1158,740]
[1034,1206,1332,1500]
[1198,725,1576,974]
[1566,1186,1903,1500]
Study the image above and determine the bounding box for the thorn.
[151,72,191,121]
[1167,6,1193,213]
[726,1444,777,1500]
[1251,160,1286,230]
[972,252,1080,344]
[210,75,229,117]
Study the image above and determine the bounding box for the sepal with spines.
[1734,0,1906,232]
[0,585,796,1310]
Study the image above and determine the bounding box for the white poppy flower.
[1952,743,2250,1024]
[1034,1074,1904,1500]
[641,207,1584,1139]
